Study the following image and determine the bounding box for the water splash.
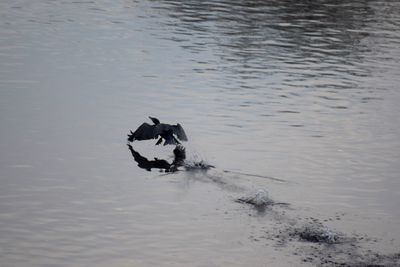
[184,160,215,171]
[290,223,342,244]
[236,189,273,207]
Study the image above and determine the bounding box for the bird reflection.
[127,144,186,172]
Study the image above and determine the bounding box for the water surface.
[1,0,400,266]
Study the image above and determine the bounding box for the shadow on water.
[126,137,289,197]
[127,143,186,172]
[127,141,286,183]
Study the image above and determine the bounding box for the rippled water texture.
[1,0,400,266]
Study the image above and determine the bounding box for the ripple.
[1,0,400,266]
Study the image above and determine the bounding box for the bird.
[128,117,188,145]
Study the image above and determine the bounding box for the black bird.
[128,117,188,145]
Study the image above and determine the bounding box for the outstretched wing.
[173,123,188,141]
[128,123,159,142]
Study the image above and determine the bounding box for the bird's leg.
[173,136,181,145]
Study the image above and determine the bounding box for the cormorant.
[128,117,188,145]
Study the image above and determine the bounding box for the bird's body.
[128,117,188,145]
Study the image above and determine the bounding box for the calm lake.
[1,0,399,266]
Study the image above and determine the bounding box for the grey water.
[1,0,400,266]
